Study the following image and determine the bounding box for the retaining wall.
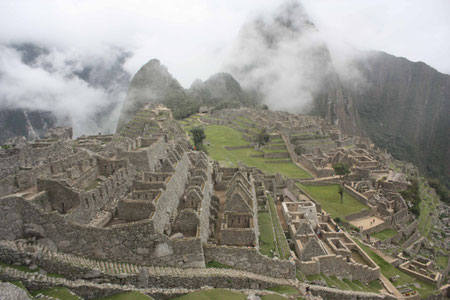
[203,244,296,279]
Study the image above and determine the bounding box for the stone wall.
[264,152,290,159]
[151,152,190,234]
[344,185,369,206]
[224,145,253,150]
[362,221,389,235]
[117,137,167,172]
[379,221,417,246]
[345,209,373,221]
[0,192,203,267]
[297,254,380,283]
[221,228,255,246]
[0,141,73,197]
[203,244,296,279]
[308,285,396,300]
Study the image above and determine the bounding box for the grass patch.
[417,178,439,238]
[32,287,81,300]
[9,281,33,298]
[200,125,311,179]
[205,261,232,269]
[260,295,288,300]
[258,211,276,257]
[268,195,290,259]
[306,273,382,293]
[297,184,368,220]
[96,291,153,300]
[266,285,298,295]
[371,229,398,241]
[0,261,38,273]
[85,179,102,191]
[436,255,448,270]
[355,239,436,298]
[172,289,246,300]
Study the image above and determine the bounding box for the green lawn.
[201,125,311,179]
[297,184,368,220]
[96,292,153,300]
[306,274,382,294]
[355,240,436,298]
[266,285,298,295]
[436,255,448,270]
[258,211,276,257]
[260,295,288,300]
[172,289,247,300]
[268,195,291,259]
[371,229,398,241]
[205,261,233,269]
[32,287,81,300]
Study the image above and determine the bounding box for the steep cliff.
[343,51,450,185]
[0,109,55,144]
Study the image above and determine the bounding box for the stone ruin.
[279,184,381,283]
[0,105,446,299]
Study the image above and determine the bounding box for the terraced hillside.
[178,115,312,179]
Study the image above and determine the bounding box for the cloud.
[223,1,337,112]
[0,0,449,136]
[302,0,450,74]
[0,45,128,137]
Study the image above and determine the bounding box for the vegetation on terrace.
[417,177,440,239]
[297,184,368,220]
[258,210,277,257]
[355,240,436,298]
[371,228,398,241]
[268,195,291,259]
[31,287,81,300]
[305,273,382,294]
[181,124,311,179]
[96,291,153,300]
[172,288,290,300]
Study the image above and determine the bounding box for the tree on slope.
[333,163,350,182]
[190,126,206,151]
[255,128,270,147]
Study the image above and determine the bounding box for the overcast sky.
[1,0,449,87]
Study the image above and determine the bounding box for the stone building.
[220,171,259,247]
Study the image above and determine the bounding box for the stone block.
[23,223,46,239]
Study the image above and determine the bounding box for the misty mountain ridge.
[116,59,258,131]
[0,2,448,187]
[0,42,131,143]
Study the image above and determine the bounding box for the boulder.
[153,243,173,258]
[83,268,102,279]
[37,238,57,252]
[0,282,32,300]
[23,223,46,239]
[137,267,149,288]
[169,232,184,240]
